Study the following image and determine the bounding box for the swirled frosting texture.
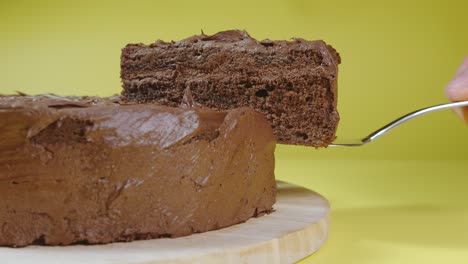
[0,95,276,247]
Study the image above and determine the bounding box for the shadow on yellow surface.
[278,159,468,263]
[305,206,468,264]
[333,206,468,247]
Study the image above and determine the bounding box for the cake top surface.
[0,92,210,110]
[124,29,341,66]
[0,94,120,109]
[0,94,246,150]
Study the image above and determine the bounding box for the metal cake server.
[330,101,468,147]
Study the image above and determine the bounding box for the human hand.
[445,55,468,123]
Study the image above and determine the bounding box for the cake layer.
[121,30,341,147]
[0,95,276,247]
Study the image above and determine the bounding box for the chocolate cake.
[121,30,341,147]
[0,94,276,247]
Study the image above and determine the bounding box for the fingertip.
[446,86,456,101]
[445,73,468,101]
[446,86,468,102]
[445,80,460,101]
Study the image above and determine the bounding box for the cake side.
[121,30,340,147]
[0,95,276,247]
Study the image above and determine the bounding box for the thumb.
[445,69,468,101]
[446,58,468,123]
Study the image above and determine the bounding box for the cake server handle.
[330,100,468,147]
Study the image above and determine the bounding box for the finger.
[455,55,468,77]
[445,70,468,101]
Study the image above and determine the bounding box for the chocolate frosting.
[0,94,276,247]
[134,30,340,79]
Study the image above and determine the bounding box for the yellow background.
[1,0,467,263]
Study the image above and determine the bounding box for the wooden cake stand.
[0,181,330,264]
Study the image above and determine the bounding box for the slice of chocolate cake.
[0,95,276,247]
[121,30,341,147]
